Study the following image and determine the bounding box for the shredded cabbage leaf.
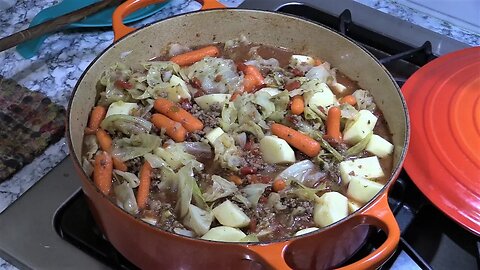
[113,169,140,188]
[352,89,376,112]
[183,204,213,236]
[211,133,245,171]
[346,131,373,156]
[99,63,132,104]
[112,133,161,161]
[114,182,139,215]
[154,143,204,171]
[175,165,195,218]
[203,175,238,202]
[101,114,152,135]
[187,57,242,94]
[240,184,269,207]
[83,135,98,160]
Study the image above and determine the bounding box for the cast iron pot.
[67,0,410,269]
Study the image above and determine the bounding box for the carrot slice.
[113,157,128,172]
[136,161,152,209]
[291,95,304,115]
[88,106,107,130]
[272,179,286,192]
[93,151,113,195]
[243,74,258,93]
[244,65,264,86]
[230,91,241,101]
[95,128,127,171]
[96,128,112,152]
[270,123,321,157]
[153,98,203,132]
[151,113,187,142]
[326,107,342,142]
[170,45,220,66]
[339,95,357,106]
[228,175,243,186]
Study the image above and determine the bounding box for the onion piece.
[114,170,140,188]
[182,142,213,159]
[234,132,247,148]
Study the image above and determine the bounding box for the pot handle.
[246,192,399,270]
[112,0,226,41]
[337,192,400,270]
[246,241,293,270]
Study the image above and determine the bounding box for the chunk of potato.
[347,200,362,213]
[290,55,315,66]
[194,94,231,111]
[339,156,384,185]
[365,134,394,158]
[314,192,348,227]
[305,83,338,113]
[343,110,378,144]
[201,226,246,242]
[347,176,384,203]
[212,200,250,228]
[105,101,138,118]
[259,135,295,164]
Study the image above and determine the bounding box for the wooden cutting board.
[0,76,66,181]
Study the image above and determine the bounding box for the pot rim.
[66,8,410,246]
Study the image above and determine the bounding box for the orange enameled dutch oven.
[66,0,410,269]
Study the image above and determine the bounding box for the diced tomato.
[285,80,301,91]
[179,98,192,111]
[258,195,268,203]
[236,62,247,72]
[247,174,271,184]
[190,77,202,89]
[291,68,304,76]
[243,138,254,151]
[249,218,257,232]
[240,166,257,175]
[114,80,133,89]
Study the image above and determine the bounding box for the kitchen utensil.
[14,0,170,59]
[67,0,409,269]
[402,46,480,236]
[0,0,119,55]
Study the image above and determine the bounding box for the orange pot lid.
[402,46,480,236]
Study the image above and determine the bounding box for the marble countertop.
[0,0,478,268]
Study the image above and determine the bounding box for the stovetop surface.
[0,0,477,269]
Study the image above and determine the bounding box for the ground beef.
[185,129,206,142]
[190,104,220,128]
[124,157,142,173]
[242,143,271,172]
[241,195,315,241]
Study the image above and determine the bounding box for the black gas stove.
[0,0,478,269]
